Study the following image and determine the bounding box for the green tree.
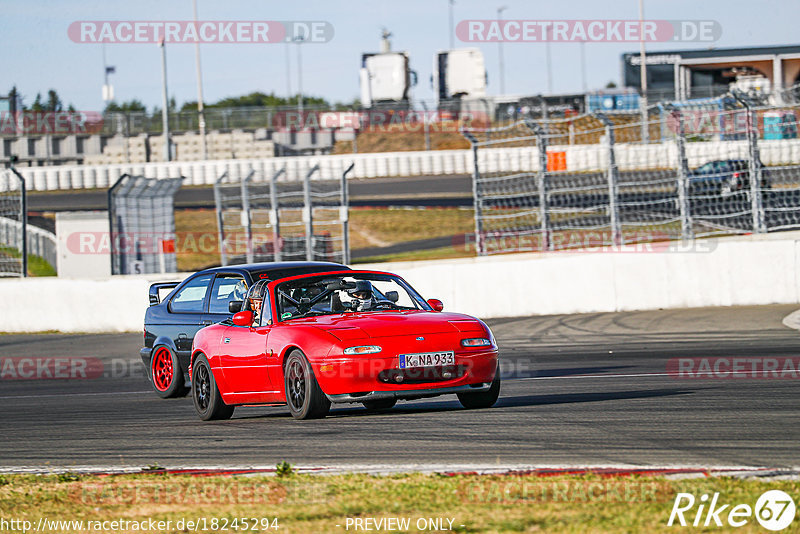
[104,99,147,113]
[7,86,20,111]
[45,89,62,112]
[30,93,44,112]
[207,91,330,109]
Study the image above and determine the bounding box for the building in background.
[622,44,800,103]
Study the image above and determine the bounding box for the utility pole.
[497,6,507,95]
[448,0,455,49]
[159,38,171,161]
[102,44,115,103]
[192,0,208,159]
[285,41,292,100]
[639,0,649,142]
[295,33,304,114]
[545,26,553,94]
[580,40,587,92]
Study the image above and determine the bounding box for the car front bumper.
[325,382,493,404]
[312,349,498,398]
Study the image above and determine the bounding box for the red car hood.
[297,311,484,340]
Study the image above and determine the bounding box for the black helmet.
[347,280,373,300]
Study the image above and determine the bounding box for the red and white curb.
[1,464,798,480]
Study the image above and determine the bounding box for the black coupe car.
[141,261,350,397]
[687,159,771,197]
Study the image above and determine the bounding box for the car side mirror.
[427,298,444,312]
[229,300,243,313]
[232,311,253,327]
[385,291,399,303]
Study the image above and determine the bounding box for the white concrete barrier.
[14,137,800,191]
[360,231,800,319]
[2,232,800,333]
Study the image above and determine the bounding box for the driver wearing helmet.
[246,279,270,325]
[346,280,374,311]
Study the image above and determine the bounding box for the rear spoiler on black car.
[149,282,181,306]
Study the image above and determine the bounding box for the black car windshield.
[275,273,430,321]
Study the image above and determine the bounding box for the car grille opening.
[378,365,467,384]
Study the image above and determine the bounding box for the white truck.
[359,30,417,108]
[433,48,487,102]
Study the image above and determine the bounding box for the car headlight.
[343,345,382,355]
[461,338,492,347]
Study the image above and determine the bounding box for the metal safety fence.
[462,95,800,256]
[0,168,27,276]
[108,174,183,275]
[214,163,353,266]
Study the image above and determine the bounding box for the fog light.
[442,371,452,379]
[394,375,404,383]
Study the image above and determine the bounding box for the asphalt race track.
[1,305,799,470]
[26,175,474,212]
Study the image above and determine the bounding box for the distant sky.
[2,0,799,111]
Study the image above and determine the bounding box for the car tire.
[457,372,501,409]
[362,398,397,412]
[284,350,330,420]
[192,354,235,421]
[149,346,188,398]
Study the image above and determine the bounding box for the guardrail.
[0,216,57,271]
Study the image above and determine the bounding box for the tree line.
[4,86,359,115]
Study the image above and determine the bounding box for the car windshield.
[274,272,430,321]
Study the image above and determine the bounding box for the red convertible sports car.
[189,270,500,420]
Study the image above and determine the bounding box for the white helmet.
[346,280,374,311]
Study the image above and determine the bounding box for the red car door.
[218,324,272,397]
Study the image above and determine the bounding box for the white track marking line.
[517,372,671,381]
[0,390,150,400]
[782,309,800,331]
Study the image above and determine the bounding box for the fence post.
[341,162,355,265]
[461,129,485,255]
[732,91,767,233]
[213,172,228,266]
[240,169,255,264]
[107,174,129,275]
[594,113,622,247]
[525,120,552,251]
[304,165,318,261]
[670,108,694,241]
[269,168,285,262]
[9,166,27,277]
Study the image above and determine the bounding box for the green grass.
[175,208,476,271]
[0,246,56,277]
[353,244,475,264]
[0,472,797,533]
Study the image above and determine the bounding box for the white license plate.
[399,351,455,369]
